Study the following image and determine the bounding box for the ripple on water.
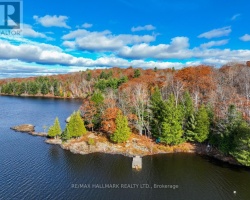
[0,96,250,200]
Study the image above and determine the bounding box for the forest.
[1,62,250,166]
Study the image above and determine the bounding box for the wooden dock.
[132,156,142,170]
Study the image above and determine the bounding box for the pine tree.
[48,117,62,138]
[160,94,184,145]
[182,91,196,141]
[41,82,49,95]
[150,88,166,138]
[182,91,194,119]
[185,114,197,142]
[230,122,250,166]
[66,111,87,138]
[61,126,71,141]
[110,111,131,143]
[194,105,210,143]
[133,69,141,78]
[214,105,243,154]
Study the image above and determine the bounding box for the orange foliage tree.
[101,107,121,134]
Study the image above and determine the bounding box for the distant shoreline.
[0,93,83,100]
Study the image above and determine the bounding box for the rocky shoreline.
[45,133,195,157]
[45,132,240,166]
[10,124,240,166]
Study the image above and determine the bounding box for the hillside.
[1,63,250,166]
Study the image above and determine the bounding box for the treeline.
[1,63,250,166]
[0,76,63,97]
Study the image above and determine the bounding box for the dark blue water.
[0,96,250,200]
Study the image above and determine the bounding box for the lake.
[0,96,250,200]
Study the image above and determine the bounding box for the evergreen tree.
[230,122,250,166]
[66,111,87,138]
[41,82,49,95]
[212,105,243,154]
[53,81,60,96]
[28,82,39,95]
[182,91,196,141]
[110,111,131,143]
[160,94,184,145]
[48,117,62,138]
[193,105,210,143]
[150,88,166,138]
[61,126,71,141]
[18,82,26,95]
[86,72,92,81]
[185,114,197,142]
[133,69,141,78]
[182,91,194,119]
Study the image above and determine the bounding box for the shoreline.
[0,93,83,100]
[45,132,241,166]
[10,123,241,167]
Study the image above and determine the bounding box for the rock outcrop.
[11,124,35,133]
[10,124,47,137]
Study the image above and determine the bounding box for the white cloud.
[0,59,70,79]
[62,29,156,51]
[22,24,54,40]
[0,38,186,73]
[33,15,71,29]
[2,36,250,78]
[198,26,231,39]
[231,14,241,21]
[118,37,190,59]
[200,39,229,49]
[240,34,250,42]
[2,24,250,79]
[131,24,156,32]
[82,23,93,28]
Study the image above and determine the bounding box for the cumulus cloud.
[198,26,231,39]
[0,38,185,72]
[240,34,250,42]
[62,29,156,51]
[200,39,229,49]
[33,15,71,29]
[22,24,54,40]
[82,23,93,28]
[2,26,250,79]
[131,24,156,32]
[118,37,190,59]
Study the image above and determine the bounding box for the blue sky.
[0,0,250,78]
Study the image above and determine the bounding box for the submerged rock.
[11,124,35,133]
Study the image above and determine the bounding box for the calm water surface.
[0,96,250,200]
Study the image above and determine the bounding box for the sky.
[0,0,250,78]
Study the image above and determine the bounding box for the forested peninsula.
[1,62,250,167]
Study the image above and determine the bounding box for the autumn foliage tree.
[3,64,250,166]
[101,107,120,134]
[81,99,97,131]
